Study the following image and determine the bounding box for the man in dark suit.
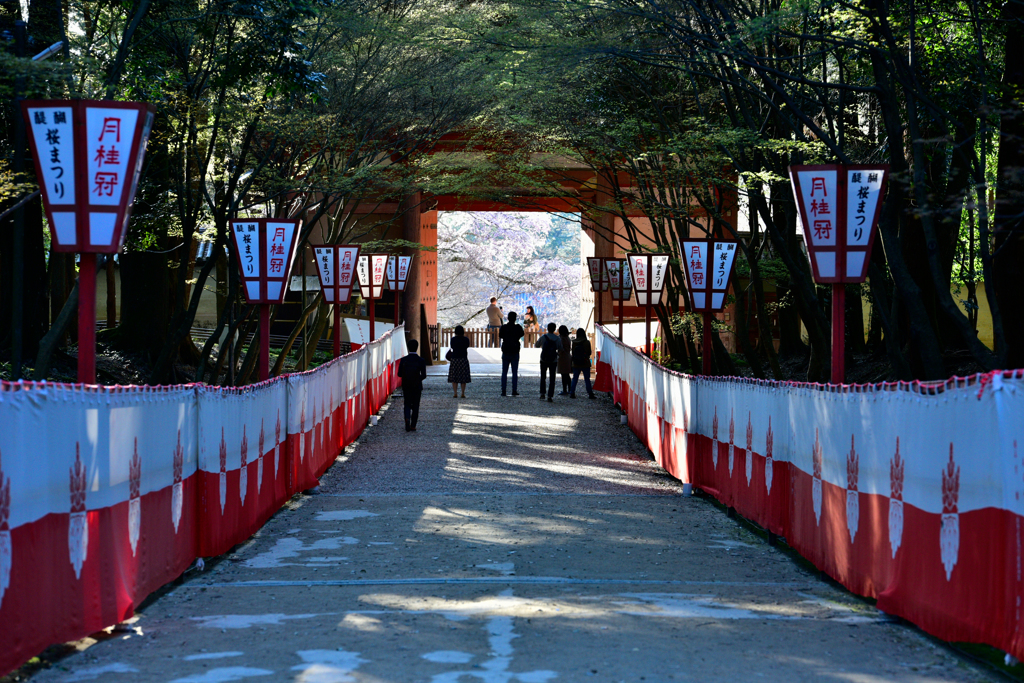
[398,339,428,431]
[499,311,525,397]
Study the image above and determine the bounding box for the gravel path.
[28,376,997,682]
[319,376,681,496]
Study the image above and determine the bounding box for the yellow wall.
[859,282,994,350]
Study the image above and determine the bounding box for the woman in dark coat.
[557,325,572,395]
[447,325,472,397]
[569,328,596,399]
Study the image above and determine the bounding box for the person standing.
[399,339,428,431]
[499,311,525,397]
[447,325,472,398]
[485,297,503,348]
[534,322,563,402]
[570,328,596,399]
[556,325,572,396]
[523,306,539,333]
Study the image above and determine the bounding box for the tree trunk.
[993,0,1024,367]
[105,250,169,358]
[734,282,766,379]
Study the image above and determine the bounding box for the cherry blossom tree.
[437,212,581,329]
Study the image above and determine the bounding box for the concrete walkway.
[32,377,995,682]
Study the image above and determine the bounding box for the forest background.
[1,0,1022,384]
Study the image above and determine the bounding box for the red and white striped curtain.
[0,325,407,675]
[595,323,1024,661]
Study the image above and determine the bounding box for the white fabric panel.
[0,384,197,529]
[598,326,1024,515]
[996,374,1024,516]
[197,380,286,474]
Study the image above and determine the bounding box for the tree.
[437,212,581,328]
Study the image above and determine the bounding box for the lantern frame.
[605,258,633,301]
[789,163,888,284]
[230,218,301,304]
[313,244,361,305]
[386,254,412,292]
[626,252,670,306]
[679,239,739,312]
[586,257,610,292]
[22,99,156,253]
[356,253,389,300]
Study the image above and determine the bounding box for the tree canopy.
[2,0,1022,383]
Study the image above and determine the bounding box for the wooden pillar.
[594,171,616,324]
[400,192,422,344]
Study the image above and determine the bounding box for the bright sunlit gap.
[437,212,583,330]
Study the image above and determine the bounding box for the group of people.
[397,297,598,433]
[486,298,539,344]
[478,297,597,401]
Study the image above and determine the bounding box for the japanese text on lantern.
[315,248,333,286]
[690,245,704,286]
[796,170,837,246]
[714,242,736,288]
[27,107,75,205]
[94,118,119,196]
[238,223,259,276]
[810,177,832,241]
[269,226,286,275]
[340,249,354,283]
[847,170,881,246]
[86,107,139,207]
[634,258,646,289]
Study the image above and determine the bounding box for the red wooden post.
[831,283,845,384]
[78,253,97,384]
[702,311,712,376]
[259,304,270,381]
[597,287,603,327]
[394,290,401,326]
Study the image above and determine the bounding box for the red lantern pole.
[258,304,270,381]
[831,284,845,384]
[394,290,401,326]
[78,253,97,384]
[702,311,712,376]
[333,249,342,358]
[597,286,603,327]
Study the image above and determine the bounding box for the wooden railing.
[437,326,546,350]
